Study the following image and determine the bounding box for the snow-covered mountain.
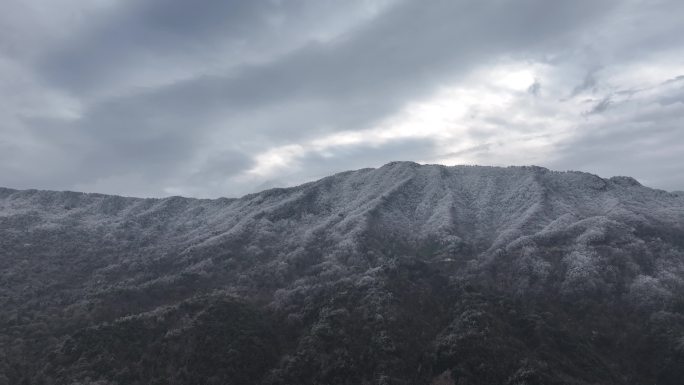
[1,162,683,384]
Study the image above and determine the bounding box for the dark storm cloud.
[1,0,683,197]
[36,0,370,95]
[40,0,616,113]
[72,0,615,132]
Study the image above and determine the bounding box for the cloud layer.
[1,0,683,197]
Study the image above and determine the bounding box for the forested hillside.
[1,162,683,384]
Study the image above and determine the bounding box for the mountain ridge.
[3,162,680,251]
[4,161,679,200]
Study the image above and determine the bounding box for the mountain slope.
[1,163,683,384]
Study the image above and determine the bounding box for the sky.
[1,0,683,198]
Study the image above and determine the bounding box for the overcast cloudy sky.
[1,0,683,197]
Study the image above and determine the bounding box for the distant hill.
[1,162,683,384]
